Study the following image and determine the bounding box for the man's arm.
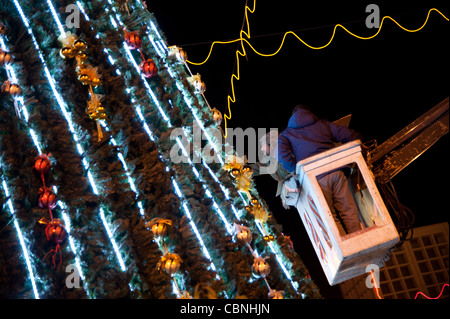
[277,133,296,173]
[328,121,362,144]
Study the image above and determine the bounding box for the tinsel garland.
[0,0,322,299]
[0,108,36,298]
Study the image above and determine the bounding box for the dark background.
[147,0,449,298]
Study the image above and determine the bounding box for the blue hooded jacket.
[277,108,362,173]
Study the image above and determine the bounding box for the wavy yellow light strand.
[186,5,448,137]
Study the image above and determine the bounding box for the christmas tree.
[0,0,321,299]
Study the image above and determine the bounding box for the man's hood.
[287,109,319,129]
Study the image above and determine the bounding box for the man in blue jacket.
[277,104,362,234]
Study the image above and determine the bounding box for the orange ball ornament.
[38,187,58,210]
[140,59,158,78]
[235,225,252,244]
[145,218,172,238]
[252,256,271,278]
[34,154,52,175]
[125,31,142,50]
[45,219,67,245]
[157,253,182,275]
[0,49,13,66]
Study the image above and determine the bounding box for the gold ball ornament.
[157,253,182,275]
[230,168,241,179]
[250,197,259,206]
[88,112,99,120]
[234,225,252,244]
[194,80,206,94]
[97,106,107,120]
[96,106,106,114]
[268,290,284,299]
[175,47,188,63]
[0,50,13,66]
[252,256,271,278]
[8,83,21,98]
[211,108,222,125]
[90,77,101,87]
[241,165,253,175]
[263,234,275,242]
[146,218,172,238]
[73,39,87,52]
[1,81,21,98]
[76,51,88,62]
[0,22,7,35]
[78,74,90,85]
[60,47,76,59]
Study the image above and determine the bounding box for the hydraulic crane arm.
[369,97,449,184]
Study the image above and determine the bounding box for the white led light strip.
[75,1,226,293]
[98,8,238,235]
[109,0,299,291]
[1,35,90,298]
[1,171,40,299]
[13,0,126,273]
[145,9,301,292]
[82,0,224,272]
[82,0,298,294]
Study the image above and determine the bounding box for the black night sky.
[147,0,449,298]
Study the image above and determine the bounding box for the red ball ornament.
[34,154,52,175]
[140,59,158,78]
[45,219,67,245]
[125,31,142,50]
[38,187,57,210]
[42,218,66,268]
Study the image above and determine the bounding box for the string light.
[1,171,40,299]
[32,0,300,296]
[1,33,89,298]
[12,0,129,274]
[370,270,383,299]
[185,1,448,136]
[414,283,448,299]
[8,0,312,297]
[78,1,226,294]
[140,3,302,292]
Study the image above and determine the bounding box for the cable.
[214,0,256,138]
[378,180,415,247]
[185,5,448,137]
[414,283,448,299]
[370,270,383,299]
[187,8,448,65]
[180,8,447,48]
[240,8,449,55]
